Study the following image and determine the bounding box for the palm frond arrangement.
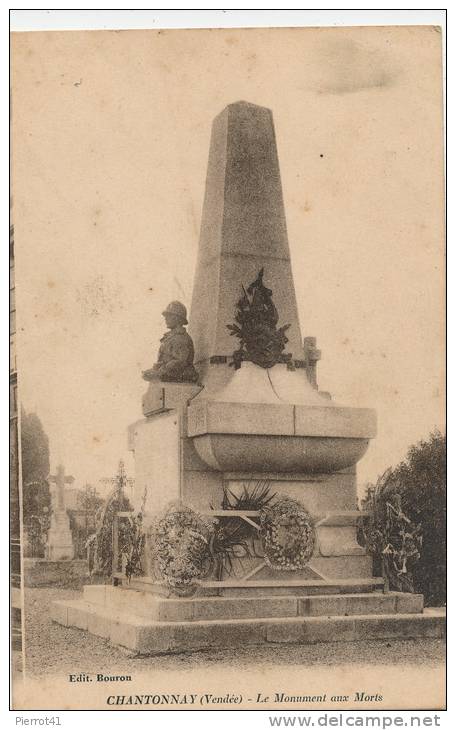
[220,480,276,511]
[210,481,276,579]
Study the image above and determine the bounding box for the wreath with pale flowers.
[259,497,315,571]
[149,502,214,596]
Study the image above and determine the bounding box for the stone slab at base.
[24,558,88,588]
[46,539,74,560]
[82,585,424,621]
[127,576,385,597]
[51,585,445,656]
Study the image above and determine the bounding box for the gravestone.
[46,464,74,560]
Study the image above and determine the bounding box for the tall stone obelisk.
[189,101,306,385]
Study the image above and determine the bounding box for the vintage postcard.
[10,24,445,711]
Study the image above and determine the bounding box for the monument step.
[127,576,385,597]
[51,598,445,655]
[82,585,423,622]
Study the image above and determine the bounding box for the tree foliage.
[20,408,51,555]
[21,408,50,487]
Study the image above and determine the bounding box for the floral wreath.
[149,502,214,596]
[259,497,315,571]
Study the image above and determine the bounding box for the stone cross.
[49,464,74,512]
[303,337,321,389]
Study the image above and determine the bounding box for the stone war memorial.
[52,101,444,653]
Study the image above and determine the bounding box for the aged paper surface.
[11,26,445,711]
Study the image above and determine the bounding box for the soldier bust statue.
[143,301,199,384]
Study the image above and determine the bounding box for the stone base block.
[81,587,424,623]
[25,559,89,588]
[142,382,202,418]
[51,583,443,656]
[298,592,424,617]
[68,601,91,630]
[127,576,385,598]
[52,593,445,655]
[46,544,74,561]
[50,599,69,626]
[310,555,373,579]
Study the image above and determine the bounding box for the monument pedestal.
[127,363,376,583]
[128,382,202,514]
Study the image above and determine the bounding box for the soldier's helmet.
[162,300,188,325]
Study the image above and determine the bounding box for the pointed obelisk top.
[189,101,305,382]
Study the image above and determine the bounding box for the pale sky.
[12,26,444,496]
